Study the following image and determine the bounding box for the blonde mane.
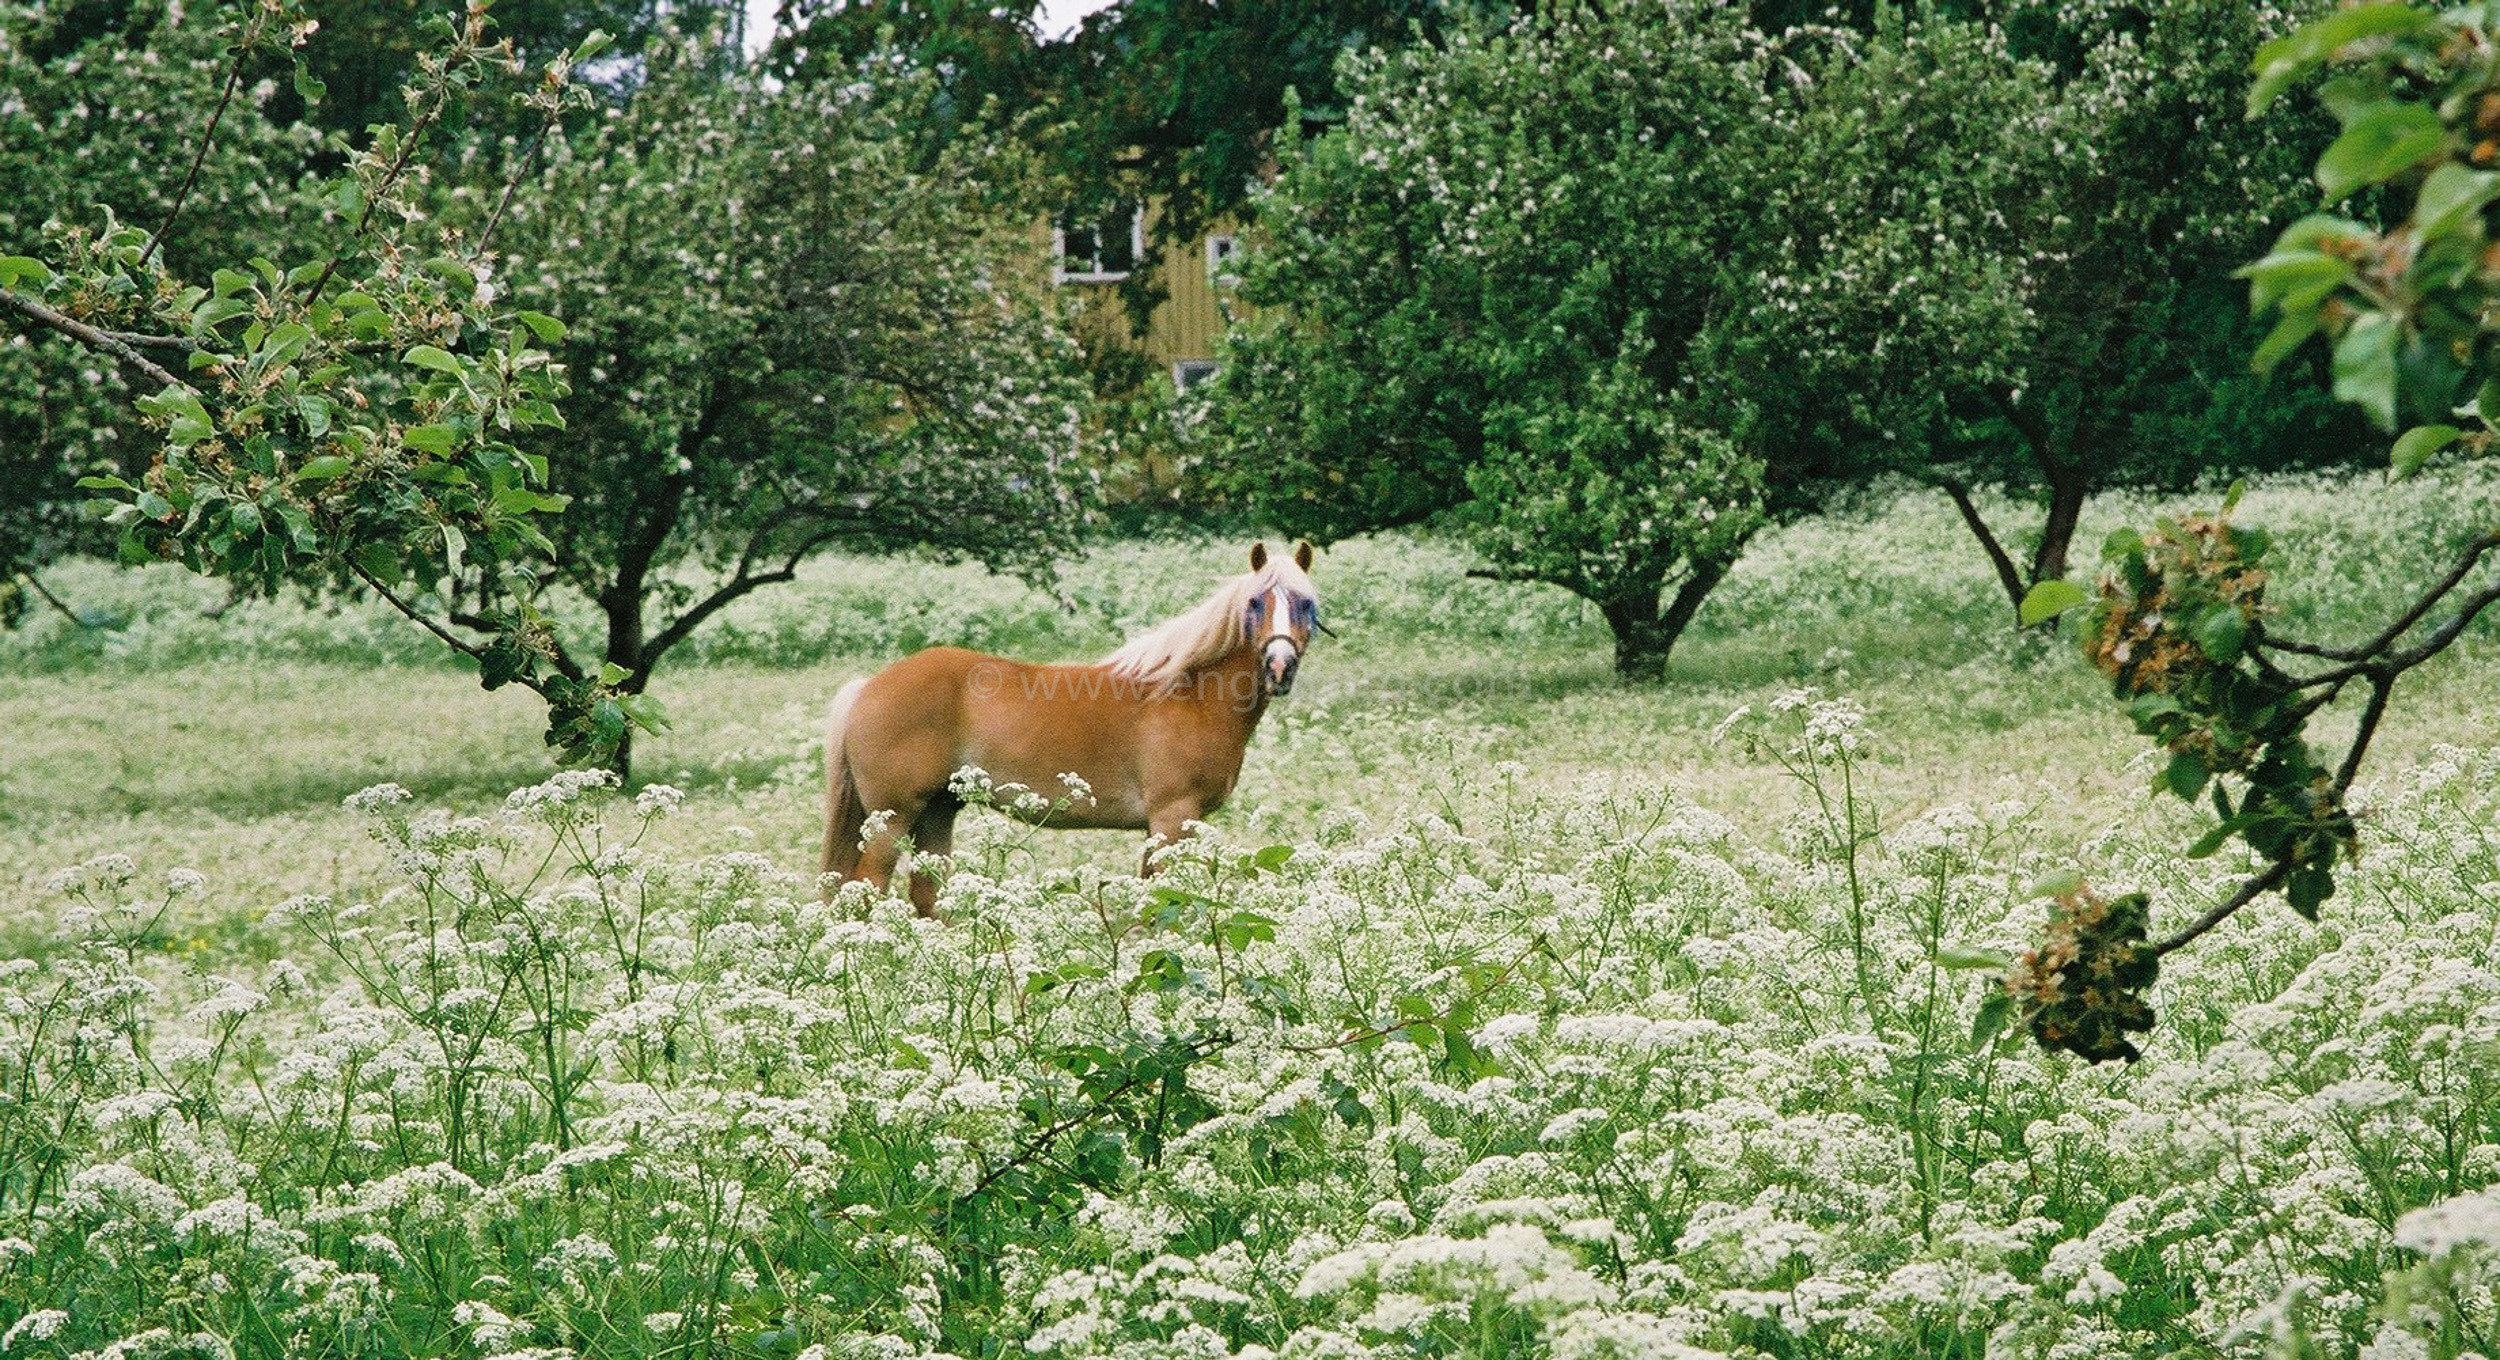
[1102,558,1318,688]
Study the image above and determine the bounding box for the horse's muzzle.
[1264,638,1300,696]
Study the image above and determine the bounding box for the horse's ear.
[1294,540,1315,572]
[1249,542,1269,572]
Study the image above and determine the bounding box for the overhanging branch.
[0,289,190,391]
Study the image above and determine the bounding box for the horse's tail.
[820,677,870,888]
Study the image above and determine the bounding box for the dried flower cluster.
[2007,884,2157,1063]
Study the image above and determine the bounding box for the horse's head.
[1244,540,1323,697]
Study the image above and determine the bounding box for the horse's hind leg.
[906,795,959,918]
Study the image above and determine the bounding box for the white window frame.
[1173,359,1221,392]
[1053,207,1146,284]
[1205,233,1242,286]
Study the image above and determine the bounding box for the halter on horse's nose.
[1264,633,1300,694]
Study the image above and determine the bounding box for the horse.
[821,541,1325,914]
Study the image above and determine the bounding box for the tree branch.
[1937,477,2026,611]
[2151,857,2294,958]
[2260,530,2500,669]
[0,289,189,391]
[349,561,488,662]
[637,515,863,675]
[143,26,256,269]
[16,571,87,627]
[2150,543,2500,957]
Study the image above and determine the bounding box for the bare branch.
[0,288,190,391]
[348,562,488,663]
[16,571,87,627]
[476,117,554,260]
[638,514,865,672]
[2260,530,2500,670]
[2150,858,2294,958]
[144,28,257,269]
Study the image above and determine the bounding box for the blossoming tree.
[0,0,322,624]
[2020,1,2500,1060]
[468,45,1095,776]
[1923,0,2354,613]
[1203,3,1802,680]
[0,0,1095,771]
[1203,2,2069,678]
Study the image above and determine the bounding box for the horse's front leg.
[1141,797,1207,877]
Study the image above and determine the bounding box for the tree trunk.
[2030,467,2090,591]
[1597,555,1733,681]
[1978,386,2095,620]
[600,582,645,781]
[1601,590,1673,681]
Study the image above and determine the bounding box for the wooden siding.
[1051,202,1245,386]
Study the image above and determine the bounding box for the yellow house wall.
[1052,202,1243,383]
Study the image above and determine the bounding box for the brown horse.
[822,541,1324,913]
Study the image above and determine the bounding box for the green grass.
[4,469,2500,1359]
[4,469,2493,918]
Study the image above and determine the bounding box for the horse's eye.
[1294,598,1318,626]
[1245,598,1266,626]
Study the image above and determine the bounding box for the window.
[1054,205,1142,283]
[1174,360,1221,392]
[1206,234,1241,285]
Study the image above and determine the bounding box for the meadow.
[4,470,2500,1358]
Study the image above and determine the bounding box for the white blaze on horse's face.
[1251,584,1310,697]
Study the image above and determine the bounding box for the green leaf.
[478,636,531,690]
[2192,608,2249,664]
[513,310,567,343]
[2164,748,2210,802]
[2287,864,2335,922]
[599,661,634,688]
[291,59,326,105]
[404,344,462,375]
[2416,163,2500,240]
[1933,944,2010,971]
[2314,100,2445,203]
[2234,250,2350,314]
[1970,991,2014,1051]
[2391,423,2463,478]
[295,456,350,482]
[2251,308,2323,374]
[2030,868,2083,900]
[616,691,672,734]
[421,256,474,288]
[0,255,52,287]
[402,424,459,455]
[76,475,135,492]
[212,267,255,299]
[2250,5,2436,114]
[442,524,466,579]
[2333,312,2401,432]
[2186,816,2249,859]
[2019,579,2089,627]
[260,321,312,366]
